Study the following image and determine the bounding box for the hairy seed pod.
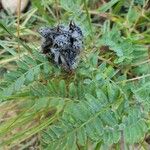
[38,21,83,71]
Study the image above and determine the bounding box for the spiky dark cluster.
[38,21,83,71]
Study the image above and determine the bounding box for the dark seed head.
[39,21,84,71]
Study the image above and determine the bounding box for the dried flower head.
[38,21,83,71]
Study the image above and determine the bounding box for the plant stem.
[131,59,150,66]
[17,0,21,52]
[55,0,60,24]
[120,130,125,150]
[83,0,93,38]
[117,73,150,83]
[0,52,27,66]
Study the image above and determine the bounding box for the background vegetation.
[0,0,150,149]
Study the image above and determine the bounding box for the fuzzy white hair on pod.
[39,21,84,71]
